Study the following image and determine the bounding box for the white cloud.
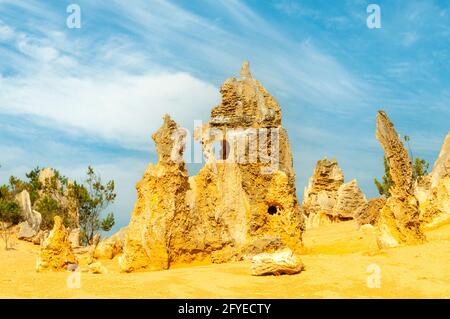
[16,34,60,62]
[0,70,220,150]
[0,0,371,151]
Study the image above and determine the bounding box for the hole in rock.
[268,205,278,215]
[221,139,230,160]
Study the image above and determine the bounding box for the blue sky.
[0,0,449,233]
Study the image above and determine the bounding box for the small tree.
[0,185,22,250]
[74,166,116,245]
[374,157,393,198]
[24,167,42,204]
[412,157,430,181]
[375,135,430,197]
[35,195,61,229]
[100,213,115,232]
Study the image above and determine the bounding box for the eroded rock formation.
[429,132,450,188]
[303,159,366,228]
[303,158,344,215]
[119,115,193,272]
[94,227,126,260]
[36,216,77,272]
[354,198,386,227]
[16,190,42,240]
[251,248,303,276]
[38,168,80,228]
[415,132,450,229]
[375,110,425,248]
[190,61,304,260]
[89,262,108,274]
[69,228,81,248]
[333,179,367,219]
[120,62,304,272]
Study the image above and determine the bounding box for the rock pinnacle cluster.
[119,62,304,272]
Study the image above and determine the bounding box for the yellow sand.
[1,221,449,298]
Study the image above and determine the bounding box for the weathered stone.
[16,190,41,240]
[375,110,425,248]
[187,162,250,261]
[120,62,304,272]
[17,222,38,240]
[414,132,450,229]
[37,168,80,228]
[302,159,367,228]
[69,228,80,248]
[240,236,284,258]
[419,177,450,229]
[251,248,303,276]
[415,175,432,205]
[354,198,386,227]
[304,211,333,229]
[36,216,77,272]
[38,168,61,188]
[429,132,450,188]
[89,262,108,274]
[302,158,344,217]
[31,230,49,245]
[190,62,303,258]
[119,115,194,272]
[210,61,281,128]
[332,179,367,219]
[94,227,126,260]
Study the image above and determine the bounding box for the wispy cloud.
[0,68,219,150]
[0,0,373,147]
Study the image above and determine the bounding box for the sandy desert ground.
[1,221,449,299]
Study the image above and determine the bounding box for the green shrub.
[0,199,21,224]
[35,195,61,229]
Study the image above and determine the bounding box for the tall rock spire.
[375,110,425,248]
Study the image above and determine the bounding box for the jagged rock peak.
[36,216,77,272]
[302,157,345,228]
[152,114,186,165]
[375,110,413,195]
[430,131,450,188]
[416,131,450,229]
[210,61,282,128]
[332,179,367,219]
[303,158,367,228]
[303,158,344,205]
